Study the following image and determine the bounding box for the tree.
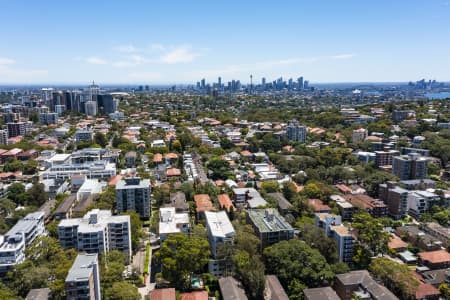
[264,239,334,299]
[100,251,127,292]
[26,183,48,207]
[261,180,279,193]
[105,282,141,300]
[23,160,38,175]
[352,212,390,256]
[233,250,265,300]
[369,258,419,299]
[7,182,27,205]
[299,223,339,263]
[363,171,397,197]
[122,211,144,252]
[94,132,108,148]
[0,283,16,300]
[3,160,23,172]
[155,233,210,290]
[207,158,232,180]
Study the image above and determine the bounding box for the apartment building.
[205,211,235,277]
[115,177,151,219]
[379,182,409,219]
[315,213,355,264]
[0,211,46,274]
[65,253,101,300]
[344,194,388,218]
[246,209,294,249]
[58,209,132,262]
[392,153,429,180]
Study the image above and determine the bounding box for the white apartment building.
[158,207,190,242]
[0,211,46,274]
[77,179,105,201]
[58,209,132,262]
[205,211,235,277]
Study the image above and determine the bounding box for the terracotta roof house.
[308,199,331,213]
[149,288,176,300]
[153,153,163,164]
[194,194,215,218]
[217,194,235,212]
[418,250,450,270]
[180,291,208,300]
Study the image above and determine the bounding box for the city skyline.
[1,0,450,84]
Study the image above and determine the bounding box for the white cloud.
[112,55,152,67]
[331,54,355,60]
[115,44,139,53]
[150,43,166,51]
[160,45,200,64]
[86,56,107,65]
[0,57,15,65]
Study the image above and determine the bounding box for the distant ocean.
[426,92,450,99]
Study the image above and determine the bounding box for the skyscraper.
[297,77,304,90]
[96,94,116,114]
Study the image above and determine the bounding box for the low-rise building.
[334,270,398,300]
[396,226,443,251]
[194,194,215,219]
[246,209,294,249]
[158,207,190,242]
[423,222,450,247]
[303,287,340,300]
[264,275,289,300]
[344,194,388,218]
[219,277,248,300]
[65,253,101,300]
[77,179,104,201]
[418,250,450,270]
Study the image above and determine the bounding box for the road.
[138,243,156,299]
[192,152,208,184]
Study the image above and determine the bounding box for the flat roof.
[247,209,293,233]
[205,211,234,238]
[66,253,97,282]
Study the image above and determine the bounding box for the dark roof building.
[303,287,340,300]
[335,270,398,300]
[218,276,248,300]
[264,275,289,300]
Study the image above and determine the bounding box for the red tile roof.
[150,288,176,300]
[194,194,215,213]
[217,194,235,212]
[180,291,208,300]
[307,199,331,213]
[166,168,181,177]
[419,250,450,264]
[153,153,163,163]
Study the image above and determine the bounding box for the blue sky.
[0,0,449,84]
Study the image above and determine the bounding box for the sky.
[0,0,450,85]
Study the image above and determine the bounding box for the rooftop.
[205,211,235,238]
[265,275,289,300]
[247,209,293,233]
[218,276,248,300]
[66,253,98,282]
[303,287,340,300]
[419,250,450,264]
